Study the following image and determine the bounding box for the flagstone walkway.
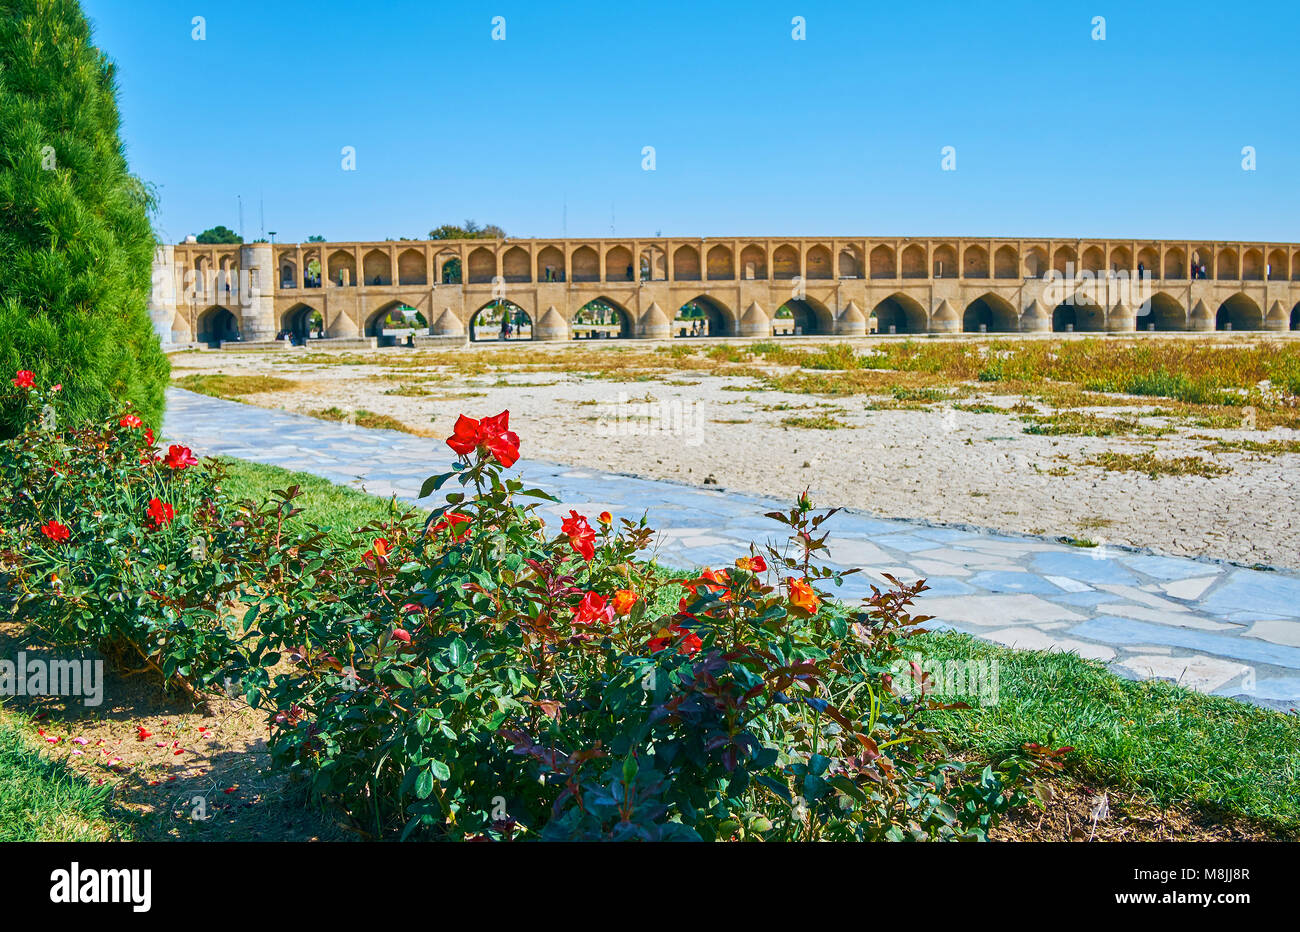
[163,389,1300,711]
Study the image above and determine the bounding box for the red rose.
[572,591,613,629]
[163,445,198,470]
[119,414,142,429]
[144,428,155,446]
[648,622,702,656]
[446,411,520,467]
[40,520,70,543]
[598,511,613,525]
[736,555,767,573]
[146,498,175,529]
[561,510,596,561]
[12,370,35,390]
[430,511,472,542]
[391,628,411,644]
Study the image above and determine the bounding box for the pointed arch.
[1241,248,1264,281]
[1139,293,1186,331]
[900,244,926,279]
[537,245,565,282]
[196,305,240,348]
[571,245,600,282]
[706,244,735,280]
[675,294,735,337]
[837,244,862,278]
[993,245,1018,279]
[772,244,800,280]
[932,244,957,278]
[467,246,496,284]
[397,248,426,285]
[607,245,634,282]
[573,297,632,339]
[470,299,533,342]
[870,244,897,279]
[805,244,833,280]
[870,293,927,334]
[672,244,702,281]
[1052,298,1106,332]
[280,302,324,344]
[362,249,392,286]
[1216,294,1263,331]
[639,245,667,281]
[502,246,530,283]
[1053,245,1077,276]
[1023,246,1048,279]
[1267,248,1288,281]
[740,244,767,280]
[962,245,990,279]
[327,249,356,287]
[1217,248,1239,280]
[1164,247,1186,280]
[963,293,1019,333]
[775,297,833,335]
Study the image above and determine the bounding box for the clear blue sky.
[81,0,1299,244]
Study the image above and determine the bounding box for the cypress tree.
[0,0,168,436]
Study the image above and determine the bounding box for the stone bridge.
[150,237,1300,347]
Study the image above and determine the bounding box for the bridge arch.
[1140,293,1186,331]
[280,302,323,344]
[870,293,927,334]
[470,299,533,342]
[571,245,600,282]
[706,244,734,280]
[805,244,833,280]
[740,244,766,280]
[537,245,565,282]
[1081,246,1105,273]
[675,295,735,337]
[640,245,667,281]
[838,245,863,278]
[1217,248,1240,280]
[1242,248,1264,281]
[772,244,800,280]
[963,293,1019,332]
[900,244,926,278]
[1052,299,1106,332]
[776,298,834,335]
[963,245,990,279]
[870,244,896,278]
[196,305,240,347]
[1164,247,1186,279]
[362,249,392,286]
[606,245,634,282]
[673,244,702,281]
[397,248,426,285]
[1024,247,1048,278]
[1053,246,1076,276]
[1267,249,1288,281]
[435,249,461,284]
[1137,246,1159,276]
[502,246,531,283]
[467,247,495,283]
[1292,302,1300,330]
[994,245,1018,279]
[573,297,632,339]
[932,244,957,278]
[365,300,421,344]
[327,250,356,287]
[1109,245,1132,272]
[1216,294,1263,331]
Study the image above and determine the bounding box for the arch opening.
[281,304,324,345]
[870,294,927,334]
[1052,301,1105,333]
[1138,293,1186,332]
[470,300,533,342]
[196,306,240,348]
[366,301,423,346]
[675,296,734,337]
[963,294,1019,333]
[774,298,833,336]
[1215,294,1263,331]
[573,298,632,339]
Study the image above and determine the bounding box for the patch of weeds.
[1084,451,1231,479]
[173,374,297,398]
[780,413,853,430]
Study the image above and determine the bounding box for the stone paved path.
[164,388,1300,710]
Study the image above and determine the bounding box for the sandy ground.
[171,342,1300,571]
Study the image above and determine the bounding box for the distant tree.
[0,0,169,436]
[306,234,325,242]
[428,220,506,240]
[196,225,242,244]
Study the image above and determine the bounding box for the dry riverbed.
[169,339,1300,571]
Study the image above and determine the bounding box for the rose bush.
[0,372,254,692]
[1,370,1064,840]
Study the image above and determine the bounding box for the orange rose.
[788,578,820,614]
[612,589,637,615]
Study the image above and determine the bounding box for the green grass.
[218,458,419,547]
[173,373,298,398]
[0,717,123,841]
[1084,450,1232,479]
[918,632,1300,833]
